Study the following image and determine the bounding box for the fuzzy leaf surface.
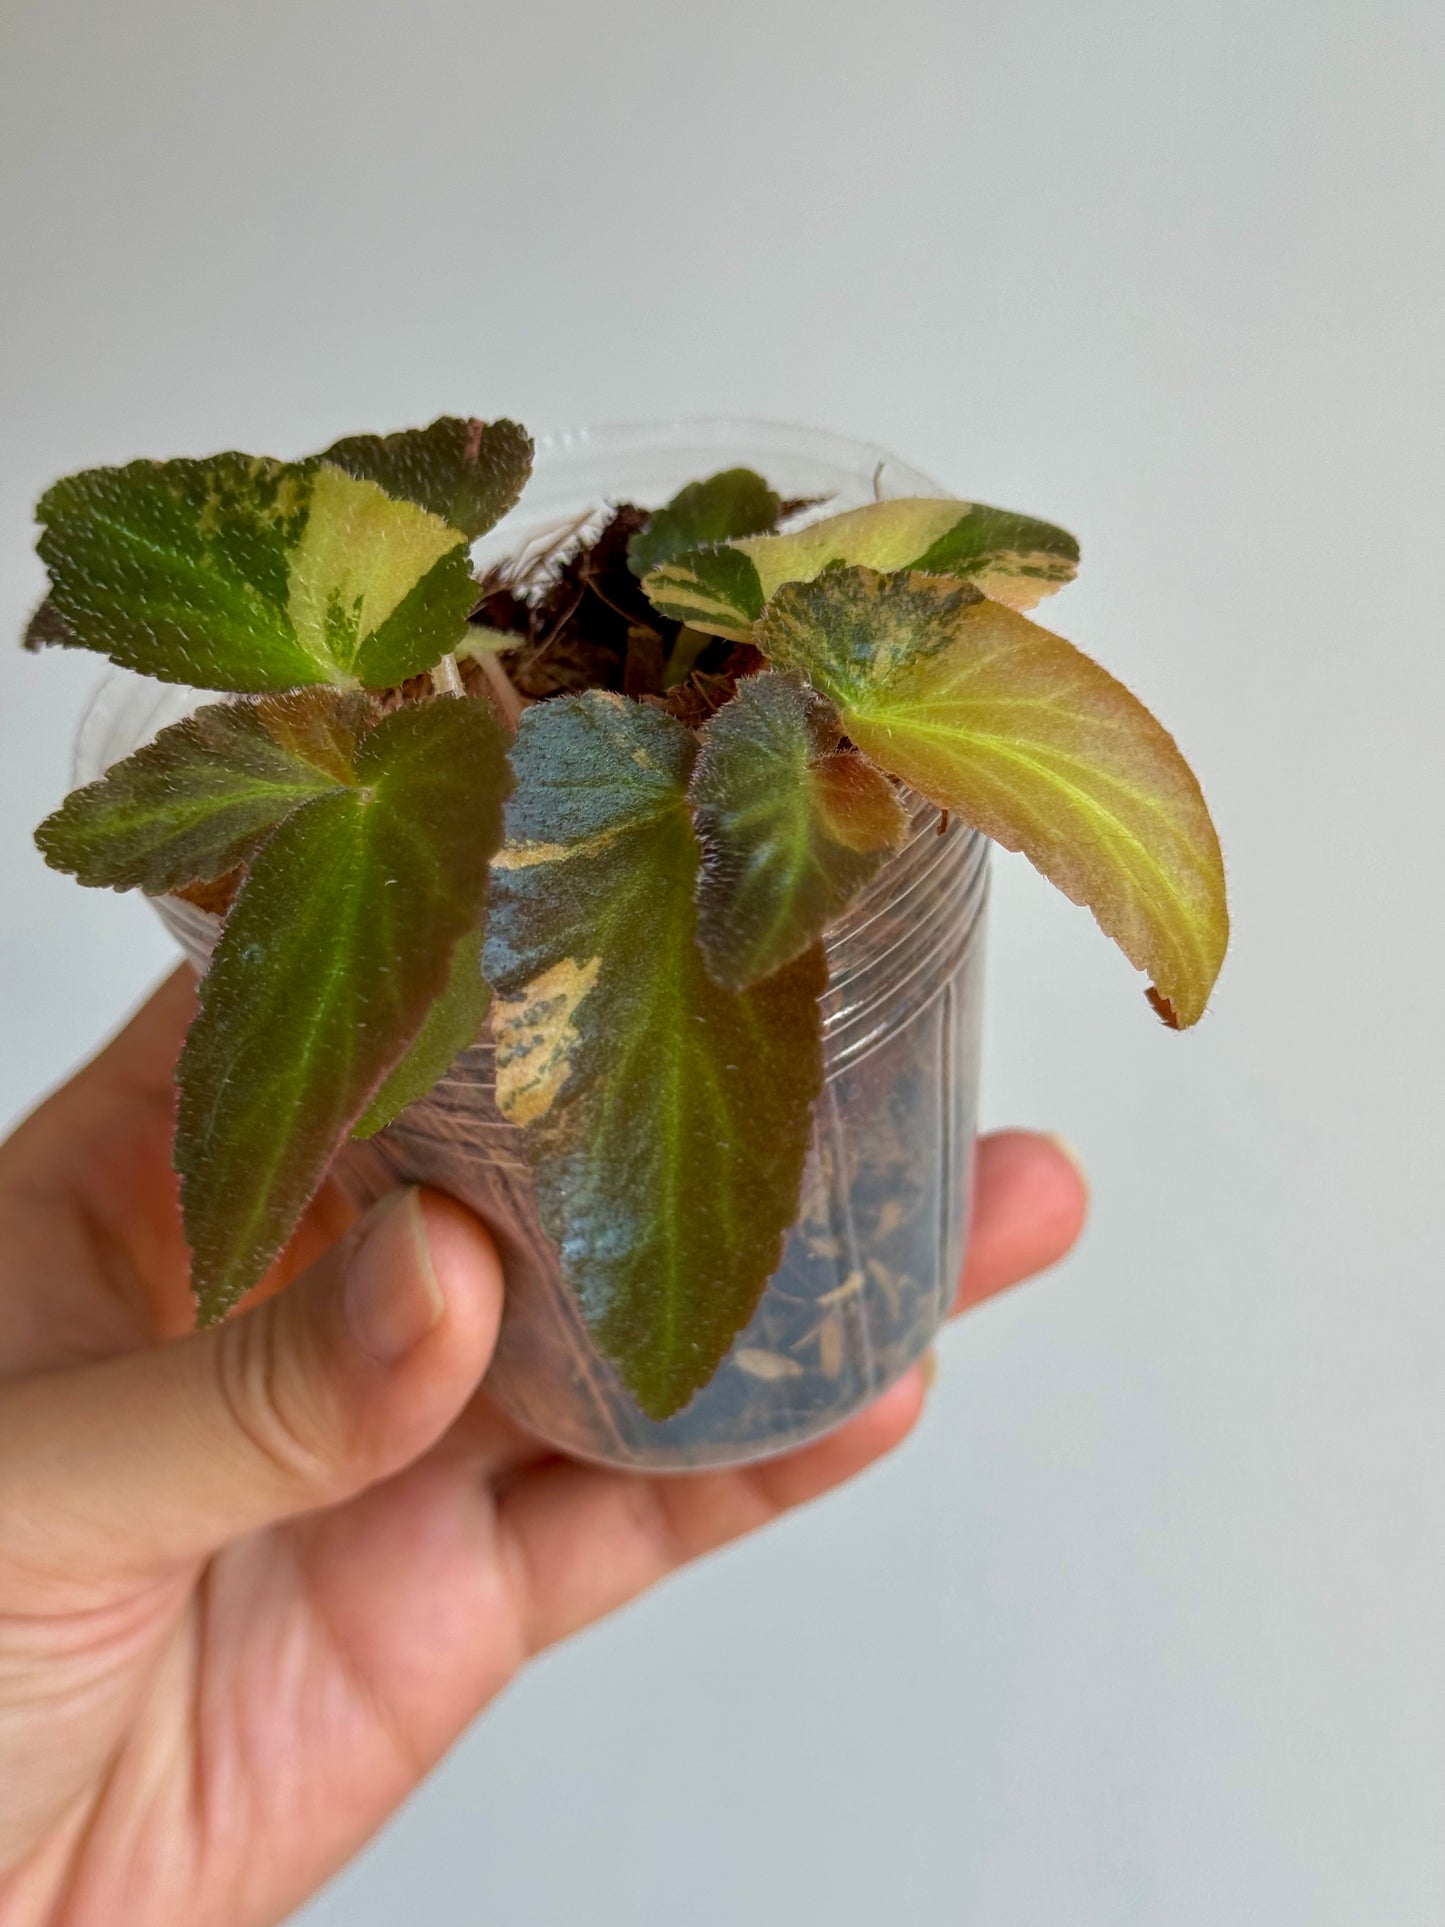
[178,696,510,1319]
[352,927,489,1138]
[36,456,473,691]
[35,691,376,894]
[485,692,826,1419]
[643,495,1080,641]
[690,671,908,988]
[626,468,781,579]
[319,416,534,541]
[757,568,1228,1027]
[640,545,768,643]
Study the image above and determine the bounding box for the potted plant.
[29,416,1228,1471]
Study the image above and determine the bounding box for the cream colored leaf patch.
[35,448,478,693]
[317,416,534,541]
[641,495,1080,642]
[493,955,601,1125]
[285,465,466,677]
[484,691,827,1420]
[743,499,969,598]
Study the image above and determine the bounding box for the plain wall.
[1,0,1441,1920]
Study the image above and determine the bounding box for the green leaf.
[352,926,489,1138]
[642,495,1080,642]
[689,671,909,989]
[318,416,534,541]
[178,696,511,1319]
[626,467,781,579]
[484,691,826,1419]
[638,544,767,641]
[36,455,473,691]
[757,568,1228,1028]
[35,690,375,894]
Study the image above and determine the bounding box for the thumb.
[0,1188,504,1589]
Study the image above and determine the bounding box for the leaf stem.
[430,652,465,697]
[471,647,527,733]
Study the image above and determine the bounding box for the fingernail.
[1044,1133,1090,1196]
[344,1189,446,1364]
[918,1346,939,1392]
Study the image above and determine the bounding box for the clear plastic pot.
[74,420,990,1472]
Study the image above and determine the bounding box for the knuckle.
[210,1305,347,1501]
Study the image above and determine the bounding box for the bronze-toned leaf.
[757,567,1228,1027]
[34,690,376,894]
[689,671,908,988]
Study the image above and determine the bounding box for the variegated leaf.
[757,567,1228,1028]
[318,416,534,541]
[642,495,1079,641]
[484,691,826,1419]
[626,467,781,579]
[36,456,474,692]
[690,671,909,988]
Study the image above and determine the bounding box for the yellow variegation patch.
[484,692,827,1419]
[642,494,1080,643]
[36,447,479,692]
[493,954,601,1125]
[286,465,465,679]
[317,416,534,541]
[740,499,968,598]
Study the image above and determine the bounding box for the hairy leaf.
[319,416,534,541]
[178,696,511,1319]
[485,691,826,1419]
[626,467,781,579]
[757,568,1228,1027]
[35,691,376,894]
[641,545,768,642]
[643,496,1080,641]
[36,455,473,691]
[689,671,909,988]
[352,927,489,1138]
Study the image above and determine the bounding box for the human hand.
[0,969,1086,1927]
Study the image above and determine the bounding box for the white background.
[1,1,1441,1920]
